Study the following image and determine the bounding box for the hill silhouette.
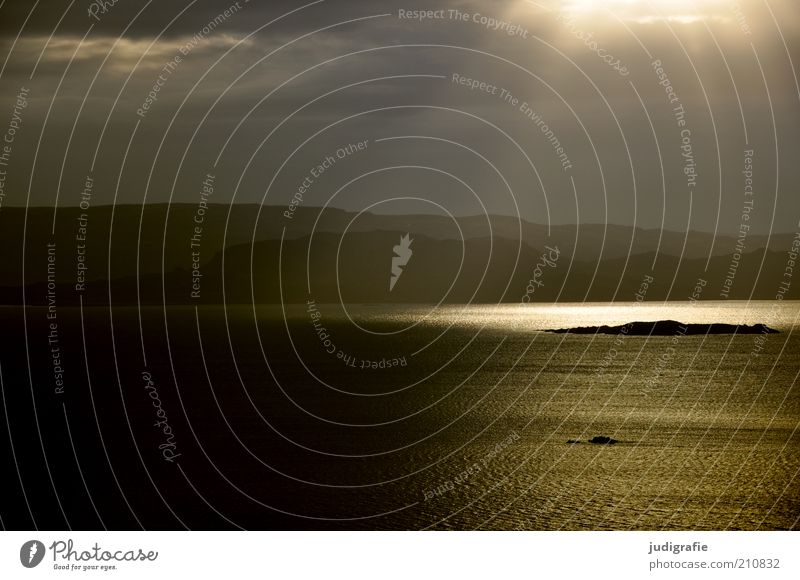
[1,205,797,304]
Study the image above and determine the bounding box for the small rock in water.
[588,435,617,445]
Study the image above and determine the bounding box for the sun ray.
[557,0,735,24]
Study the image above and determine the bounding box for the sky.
[0,0,798,234]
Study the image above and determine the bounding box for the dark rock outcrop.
[547,320,778,335]
[588,436,618,445]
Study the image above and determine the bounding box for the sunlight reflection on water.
[319,301,800,332]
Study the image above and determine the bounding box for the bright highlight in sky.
[560,0,735,24]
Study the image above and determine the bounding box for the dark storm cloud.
[0,0,328,38]
[0,0,483,39]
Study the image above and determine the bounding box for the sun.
[559,0,734,24]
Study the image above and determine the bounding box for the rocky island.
[546,320,778,335]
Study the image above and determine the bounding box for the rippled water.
[206,301,797,529]
[12,301,794,529]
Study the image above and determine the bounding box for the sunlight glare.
[559,0,734,24]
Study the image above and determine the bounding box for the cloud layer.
[0,0,797,234]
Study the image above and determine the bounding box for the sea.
[1,300,798,530]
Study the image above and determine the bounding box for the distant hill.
[1,204,797,305]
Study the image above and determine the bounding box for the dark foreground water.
[1,302,798,530]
